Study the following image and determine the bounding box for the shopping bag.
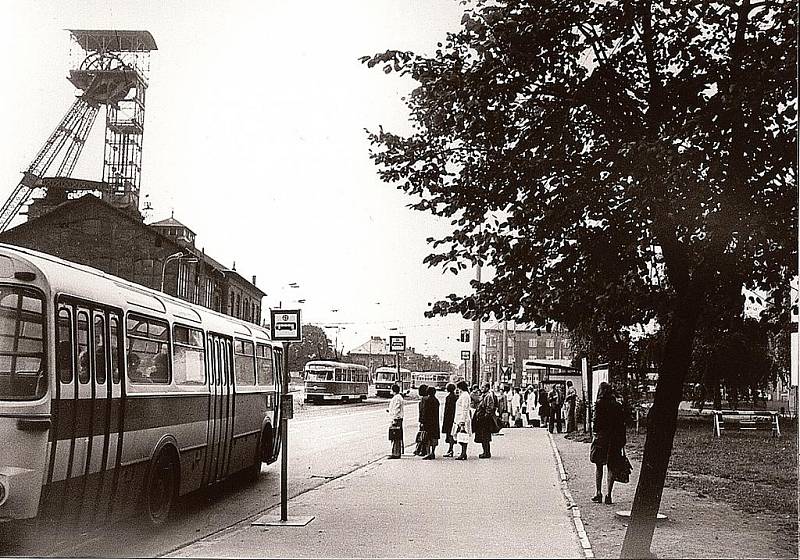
[610,448,633,483]
[455,425,469,444]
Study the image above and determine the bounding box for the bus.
[0,244,283,527]
[303,361,368,403]
[412,371,451,391]
[374,366,411,397]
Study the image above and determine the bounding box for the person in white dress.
[526,385,538,427]
[511,387,522,426]
[451,380,472,460]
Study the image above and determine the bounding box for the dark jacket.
[594,397,626,448]
[442,391,457,435]
[473,391,497,444]
[422,394,440,436]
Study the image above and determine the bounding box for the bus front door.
[206,334,234,485]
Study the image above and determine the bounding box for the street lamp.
[160,252,199,293]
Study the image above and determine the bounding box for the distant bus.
[412,371,451,391]
[374,366,411,397]
[0,244,283,527]
[303,361,369,403]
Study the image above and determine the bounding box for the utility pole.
[501,320,508,385]
[471,263,481,386]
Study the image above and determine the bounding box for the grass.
[624,415,798,535]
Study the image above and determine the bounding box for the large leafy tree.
[363,1,796,556]
[288,324,333,373]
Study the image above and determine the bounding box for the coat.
[451,391,472,436]
[526,391,537,414]
[473,391,497,444]
[590,396,626,465]
[538,389,550,417]
[422,394,440,438]
[442,391,457,436]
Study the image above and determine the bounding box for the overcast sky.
[0,1,488,364]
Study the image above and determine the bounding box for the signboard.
[281,393,294,420]
[270,309,302,342]
[461,350,471,361]
[389,335,406,353]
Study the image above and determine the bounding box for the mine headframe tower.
[0,30,157,231]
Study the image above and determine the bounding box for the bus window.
[0,287,46,400]
[173,325,206,385]
[234,339,255,386]
[57,307,73,384]
[126,314,170,384]
[256,343,274,386]
[94,314,107,385]
[110,316,121,384]
[76,311,90,384]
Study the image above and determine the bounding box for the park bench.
[712,410,781,438]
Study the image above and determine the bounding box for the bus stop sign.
[389,335,406,352]
[270,309,302,342]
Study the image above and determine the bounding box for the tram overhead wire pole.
[253,309,313,528]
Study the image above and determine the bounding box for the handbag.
[489,413,501,434]
[455,424,469,444]
[388,424,402,441]
[610,448,633,483]
[415,430,428,443]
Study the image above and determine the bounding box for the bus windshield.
[0,285,46,400]
[306,370,333,381]
[375,371,396,382]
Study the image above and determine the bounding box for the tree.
[288,324,333,373]
[363,1,796,556]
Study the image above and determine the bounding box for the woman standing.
[422,386,440,459]
[538,386,550,429]
[511,387,522,427]
[565,380,578,433]
[525,385,538,427]
[473,382,497,458]
[441,383,457,457]
[590,382,626,504]
[451,380,472,460]
[413,384,429,456]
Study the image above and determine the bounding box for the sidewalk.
[168,427,584,559]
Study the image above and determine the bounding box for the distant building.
[0,192,264,324]
[347,336,455,378]
[483,324,575,387]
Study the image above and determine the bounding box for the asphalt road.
[0,392,422,558]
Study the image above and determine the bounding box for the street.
[0,395,418,558]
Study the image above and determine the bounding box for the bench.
[712,410,781,438]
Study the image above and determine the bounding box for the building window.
[546,339,555,348]
[528,338,536,348]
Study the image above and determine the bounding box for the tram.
[373,366,411,397]
[411,371,451,391]
[303,361,369,403]
[0,244,283,526]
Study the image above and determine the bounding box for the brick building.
[0,190,264,324]
[483,325,574,387]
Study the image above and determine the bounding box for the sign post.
[252,309,313,527]
[461,350,470,381]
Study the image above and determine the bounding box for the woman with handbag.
[441,383,458,457]
[589,382,626,504]
[413,384,429,456]
[451,380,472,460]
[473,382,497,458]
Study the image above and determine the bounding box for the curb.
[548,432,595,559]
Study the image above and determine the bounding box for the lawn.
[624,415,798,535]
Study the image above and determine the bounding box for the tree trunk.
[620,285,704,558]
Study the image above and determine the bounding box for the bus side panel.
[229,391,267,474]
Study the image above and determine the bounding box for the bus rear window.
[0,286,46,400]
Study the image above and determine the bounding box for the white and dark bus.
[0,244,283,526]
[374,366,411,398]
[303,361,369,403]
[412,371,451,391]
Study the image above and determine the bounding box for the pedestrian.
[470,384,481,409]
[473,382,498,458]
[496,384,509,428]
[387,383,404,459]
[538,386,550,429]
[525,385,537,427]
[452,380,472,460]
[511,387,522,427]
[442,382,457,457]
[548,385,563,433]
[413,384,429,456]
[590,381,626,504]
[565,380,578,433]
[520,386,529,426]
[422,385,440,459]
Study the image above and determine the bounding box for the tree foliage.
[288,324,333,373]
[363,1,795,555]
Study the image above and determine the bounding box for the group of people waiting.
[498,381,578,433]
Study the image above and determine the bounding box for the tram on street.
[374,366,411,397]
[0,244,283,527]
[303,361,369,403]
[411,371,451,391]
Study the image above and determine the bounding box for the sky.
[0,0,484,364]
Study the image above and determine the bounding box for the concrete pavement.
[167,426,584,559]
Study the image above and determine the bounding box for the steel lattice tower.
[0,30,157,231]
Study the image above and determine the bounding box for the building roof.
[149,215,191,229]
[348,337,389,355]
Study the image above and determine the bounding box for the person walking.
[452,380,472,460]
[548,385,563,433]
[538,386,550,429]
[413,384,429,456]
[473,382,497,458]
[590,382,626,504]
[422,385,440,459]
[387,383,404,459]
[441,382,457,457]
[526,385,538,427]
[565,380,578,433]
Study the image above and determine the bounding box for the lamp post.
[160,251,199,294]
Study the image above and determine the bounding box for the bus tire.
[259,423,274,463]
[144,448,179,527]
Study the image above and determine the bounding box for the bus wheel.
[145,449,178,526]
[342,396,349,403]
